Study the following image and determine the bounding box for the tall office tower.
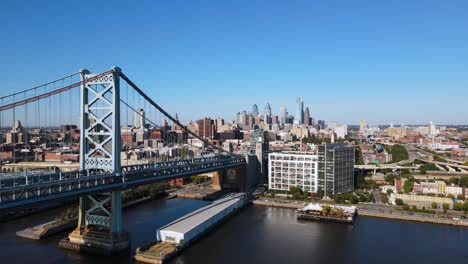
[359,120,368,132]
[215,117,225,130]
[239,111,247,128]
[317,143,355,197]
[304,107,311,126]
[318,120,326,130]
[252,104,259,118]
[294,97,304,125]
[428,121,437,136]
[264,103,272,117]
[134,108,145,128]
[279,106,286,125]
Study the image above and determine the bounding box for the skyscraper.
[279,106,286,125]
[264,103,272,117]
[134,108,145,128]
[317,143,355,196]
[294,97,304,125]
[252,104,259,118]
[304,107,311,126]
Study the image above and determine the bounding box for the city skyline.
[1,1,467,125]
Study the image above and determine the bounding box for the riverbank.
[358,210,468,227]
[253,198,468,227]
[16,194,166,240]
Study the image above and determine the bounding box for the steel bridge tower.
[63,67,129,252]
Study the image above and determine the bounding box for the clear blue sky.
[1,0,467,125]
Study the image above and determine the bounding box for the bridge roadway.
[0,155,246,212]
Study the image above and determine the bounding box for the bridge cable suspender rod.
[0,70,113,112]
[119,72,235,156]
[0,72,80,100]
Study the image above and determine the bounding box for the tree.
[442,203,450,213]
[403,204,410,211]
[457,194,465,200]
[453,203,464,211]
[322,205,331,215]
[386,189,394,195]
[460,176,468,188]
[403,180,414,193]
[448,177,458,186]
[431,202,438,209]
[385,174,396,185]
[395,198,404,206]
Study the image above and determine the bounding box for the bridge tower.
[61,67,130,253]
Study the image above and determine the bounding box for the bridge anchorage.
[0,66,257,254]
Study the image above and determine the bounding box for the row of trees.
[331,192,372,204]
[121,182,170,202]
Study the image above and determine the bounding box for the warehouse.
[156,193,246,244]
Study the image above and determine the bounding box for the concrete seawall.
[358,210,468,227]
[253,199,468,227]
[252,200,304,209]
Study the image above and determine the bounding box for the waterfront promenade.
[253,198,468,227]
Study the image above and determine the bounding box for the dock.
[297,203,357,224]
[135,193,247,264]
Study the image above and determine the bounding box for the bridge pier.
[60,191,130,254]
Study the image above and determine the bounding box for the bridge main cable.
[119,72,235,155]
[0,72,80,100]
[0,70,113,112]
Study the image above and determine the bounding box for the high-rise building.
[134,108,145,128]
[264,103,272,117]
[279,106,286,125]
[318,120,326,130]
[294,97,304,125]
[252,104,259,118]
[215,118,225,131]
[196,118,214,139]
[268,152,319,193]
[317,143,355,196]
[304,107,311,126]
[429,121,437,136]
[359,120,368,132]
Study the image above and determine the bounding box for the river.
[1,198,468,264]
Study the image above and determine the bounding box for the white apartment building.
[268,152,318,193]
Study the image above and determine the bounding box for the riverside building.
[268,143,355,196]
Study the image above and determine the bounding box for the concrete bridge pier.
[60,191,130,254]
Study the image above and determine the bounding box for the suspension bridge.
[0,67,253,253]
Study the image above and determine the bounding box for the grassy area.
[384,144,409,163]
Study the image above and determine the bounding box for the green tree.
[460,176,468,187]
[403,204,410,211]
[403,180,414,193]
[431,202,438,209]
[442,203,450,213]
[395,198,404,206]
[457,194,464,200]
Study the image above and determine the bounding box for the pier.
[135,193,247,264]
